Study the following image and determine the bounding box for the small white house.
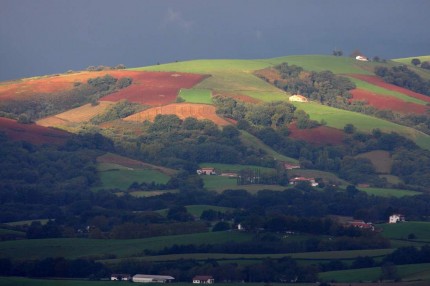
[132,274,175,283]
[389,214,405,224]
[111,274,131,281]
[355,55,368,61]
[289,177,318,187]
[193,275,215,284]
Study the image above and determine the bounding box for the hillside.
[2,54,430,284]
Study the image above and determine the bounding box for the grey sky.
[1,0,429,81]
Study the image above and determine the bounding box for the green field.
[95,163,170,190]
[378,221,430,241]
[200,162,275,173]
[0,231,252,260]
[320,263,430,283]
[358,187,421,198]
[178,88,213,104]
[5,219,50,226]
[185,205,235,217]
[293,102,430,150]
[240,131,298,163]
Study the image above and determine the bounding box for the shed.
[132,274,175,283]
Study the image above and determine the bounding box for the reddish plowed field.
[101,72,208,105]
[288,122,344,145]
[350,89,428,114]
[348,74,430,103]
[0,71,207,107]
[0,117,70,145]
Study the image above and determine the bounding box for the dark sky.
[1,0,429,81]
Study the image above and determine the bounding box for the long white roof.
[133,274,175,280]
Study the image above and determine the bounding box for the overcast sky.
[1,0,429,81]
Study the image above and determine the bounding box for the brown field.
[101,72,208,105]
[253,67,283,84]
[124,103,231,126]
[213,92,262,104]
[97,153,177,176]
[0,71,207,107]
[349,74,430,103]
[356,150,393,174]
[0,117,70,145]
[288,122,345,145]
[36,101,114,127]
[350,89,428,114]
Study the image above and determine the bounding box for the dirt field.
[288,122,344,145]
[124,103,231,126]
[0,117,70,145]
[348,74,430,103]
[101,72,208,105]
[350,89,428,114]
[0,70,207,107]
[36,101,114,127]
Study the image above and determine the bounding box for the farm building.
[348,220,375,231]
[220,172,238,177]
[132,274,175,283]
[284,163,300,170]
[197,167,216,175]
[111,274,131,281]
[389,214,405,224]
[355,55,368,61]
[288,95,308,102]
[193,275,215,284]
[289,177,318,187]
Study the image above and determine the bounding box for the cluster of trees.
[375,65,430,96]
[0,74,132,122]
[411,58,430,70]
[90,99,144,124]
[261,63,356,107]
[86,64,126,71]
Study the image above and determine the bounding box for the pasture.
[95,162,170,191]
[239,130,298,163]
[178,88,212,104]
[356,150,392,174]
[358,187,421,198]
[185,205,235,217]
[0,231,252,260]
[378,221,430,241]
[319,263,430,283]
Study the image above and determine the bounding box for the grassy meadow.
[357,187,421,198]
[95,162,170,190]
[178,88,213,104]
[378,221,430,241]
[0,231,252,260]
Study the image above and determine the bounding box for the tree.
[411,58,421,66]
[332,50,343,56]
[344,123,356,134]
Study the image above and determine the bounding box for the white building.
[132,274,175,283]
[389,214,405,224]
[193,275,215,284]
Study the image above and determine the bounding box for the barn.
[132,274,175,283]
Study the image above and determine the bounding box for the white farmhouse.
[389,214,405,224]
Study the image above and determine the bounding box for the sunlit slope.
[294,102,430,150]
[131,56,430,150]
[393,55,430,65]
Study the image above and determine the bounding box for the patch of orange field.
[124,103,230,126]
[350,89,428,114]
[254,68,283,84]
[288,122,344,146]
[0,117,70,145]
[97,153,176,176]
[214,92,261,104]
[348,74,430,103]
[36,101,114,127]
